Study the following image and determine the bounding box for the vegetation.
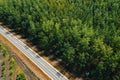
[0,0,120,79]
[9,57,15,76]
[1,61,6,78]
[16,73,26,80]
[2,49,8,57]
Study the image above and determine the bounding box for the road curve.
[0,26,68,80]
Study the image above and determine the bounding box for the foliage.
[2,61,5,66]
[0,0,120,79]
[2,49,8,57]
[9,70,13,76]
[1,61,6,79]
[10,57,15,64]
[9,57,15,76]
[16,73,26,80]
[0,42,8,57]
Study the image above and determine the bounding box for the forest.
[0,0,120,80]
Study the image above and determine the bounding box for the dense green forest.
[0,0,120,79]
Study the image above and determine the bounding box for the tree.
[2,49,7,57]
[0,0,120,79]
[16,73,26,80]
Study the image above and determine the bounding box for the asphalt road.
[0,26,68,80]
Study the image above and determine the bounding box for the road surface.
[0,26,68,80]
